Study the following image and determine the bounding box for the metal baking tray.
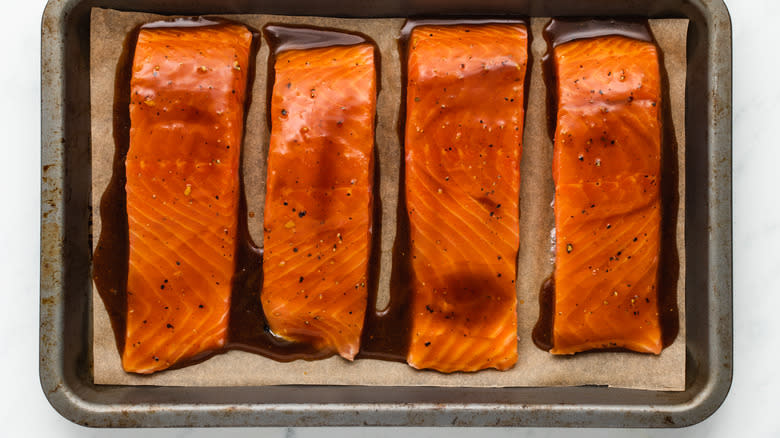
[40,0,732,427]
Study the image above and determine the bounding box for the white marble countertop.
[3,0,776,435]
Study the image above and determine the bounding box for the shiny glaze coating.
[122,22,253,373]
[552,35,663,354]
[262,42,377,360]
[404,24,527,372]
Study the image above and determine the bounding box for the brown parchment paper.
[91,8,687,390]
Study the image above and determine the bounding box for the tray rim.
[39,0,733,427]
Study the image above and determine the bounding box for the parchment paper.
[91,8,687,390]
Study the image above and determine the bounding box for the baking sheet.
[91,8,687,390]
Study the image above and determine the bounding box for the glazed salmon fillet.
[262,42,376,360]
[123,22,252,373]
[552,35,663,354]
[405,24,527,372]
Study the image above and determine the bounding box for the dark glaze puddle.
[532,19,680,352]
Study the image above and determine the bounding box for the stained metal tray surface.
[39,0,732,427]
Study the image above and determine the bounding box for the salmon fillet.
[123,22,252,373]
[262,43,376,360]
[551,35,663,354]
[404,24,527,372]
